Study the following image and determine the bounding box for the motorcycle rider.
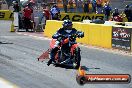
[47,19,84,66]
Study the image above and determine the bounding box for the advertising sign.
[60,13,104,21]
[112,27,131,51]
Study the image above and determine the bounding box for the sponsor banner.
[112,27,132,51]
[76,66,131,85]
[60,13,104,22]
[86,74,131,83]
[77,74,131,85]
[0,10,13,20]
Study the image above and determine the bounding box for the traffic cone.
[10,21,15,32]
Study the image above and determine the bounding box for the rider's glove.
[77,32,84,38]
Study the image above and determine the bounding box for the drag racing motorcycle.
[38,32,84,69]
[50,32,84,69]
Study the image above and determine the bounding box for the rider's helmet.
[62,19,73,28]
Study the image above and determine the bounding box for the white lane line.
[29,35,33,37]
[38,37,44,39]
[24,34,28,36]
[41,37,51,40]
[33,36,38,38]
[16,32,132,56]
[0,77,19,88]
[16,32,51,40]
[16,33,22,35]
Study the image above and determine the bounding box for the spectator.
[29,0,35,9]
[19,12,24,30]
[42,6,50,30]
[103,3,111,21]
[110,8,121,22]
[23,4,33,32]
[91,0,97,13]
[12,1,20,31]
[77,0,83,13]
[112,8,119,18]
[36,11,45,32]
[50,4,60,20]
[124,5,132,22]
[75,0,78,12]
[84,0,90,13]
[112,15,123,22]
[13,1,20,12]
[0,1,2,10]
[63,0,68,13]
[68,0,74,12]
[43,6,50,20]
[96,0,102,7]
[96,0,103,14]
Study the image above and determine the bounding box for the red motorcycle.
[38,33,83,69]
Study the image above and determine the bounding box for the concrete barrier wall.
[44,20,63,38]
[44,20,112,49]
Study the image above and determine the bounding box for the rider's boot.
[47,59,52,66]
[47,47,58,66]
[47,52,54,66]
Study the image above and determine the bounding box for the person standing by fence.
[91,0,97,13]
[77,0,83,13]
[96,0,103,14]
[13,1,20,31]
[50,4,60,20]
[23,4,33,32]
[63,0,68,13]
[43,6,50,20]
[84,0,90,13]
[68,0,74,12]
[103,3,111,21]
[124,5,132,22]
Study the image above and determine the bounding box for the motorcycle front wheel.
[73,47,81,69]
